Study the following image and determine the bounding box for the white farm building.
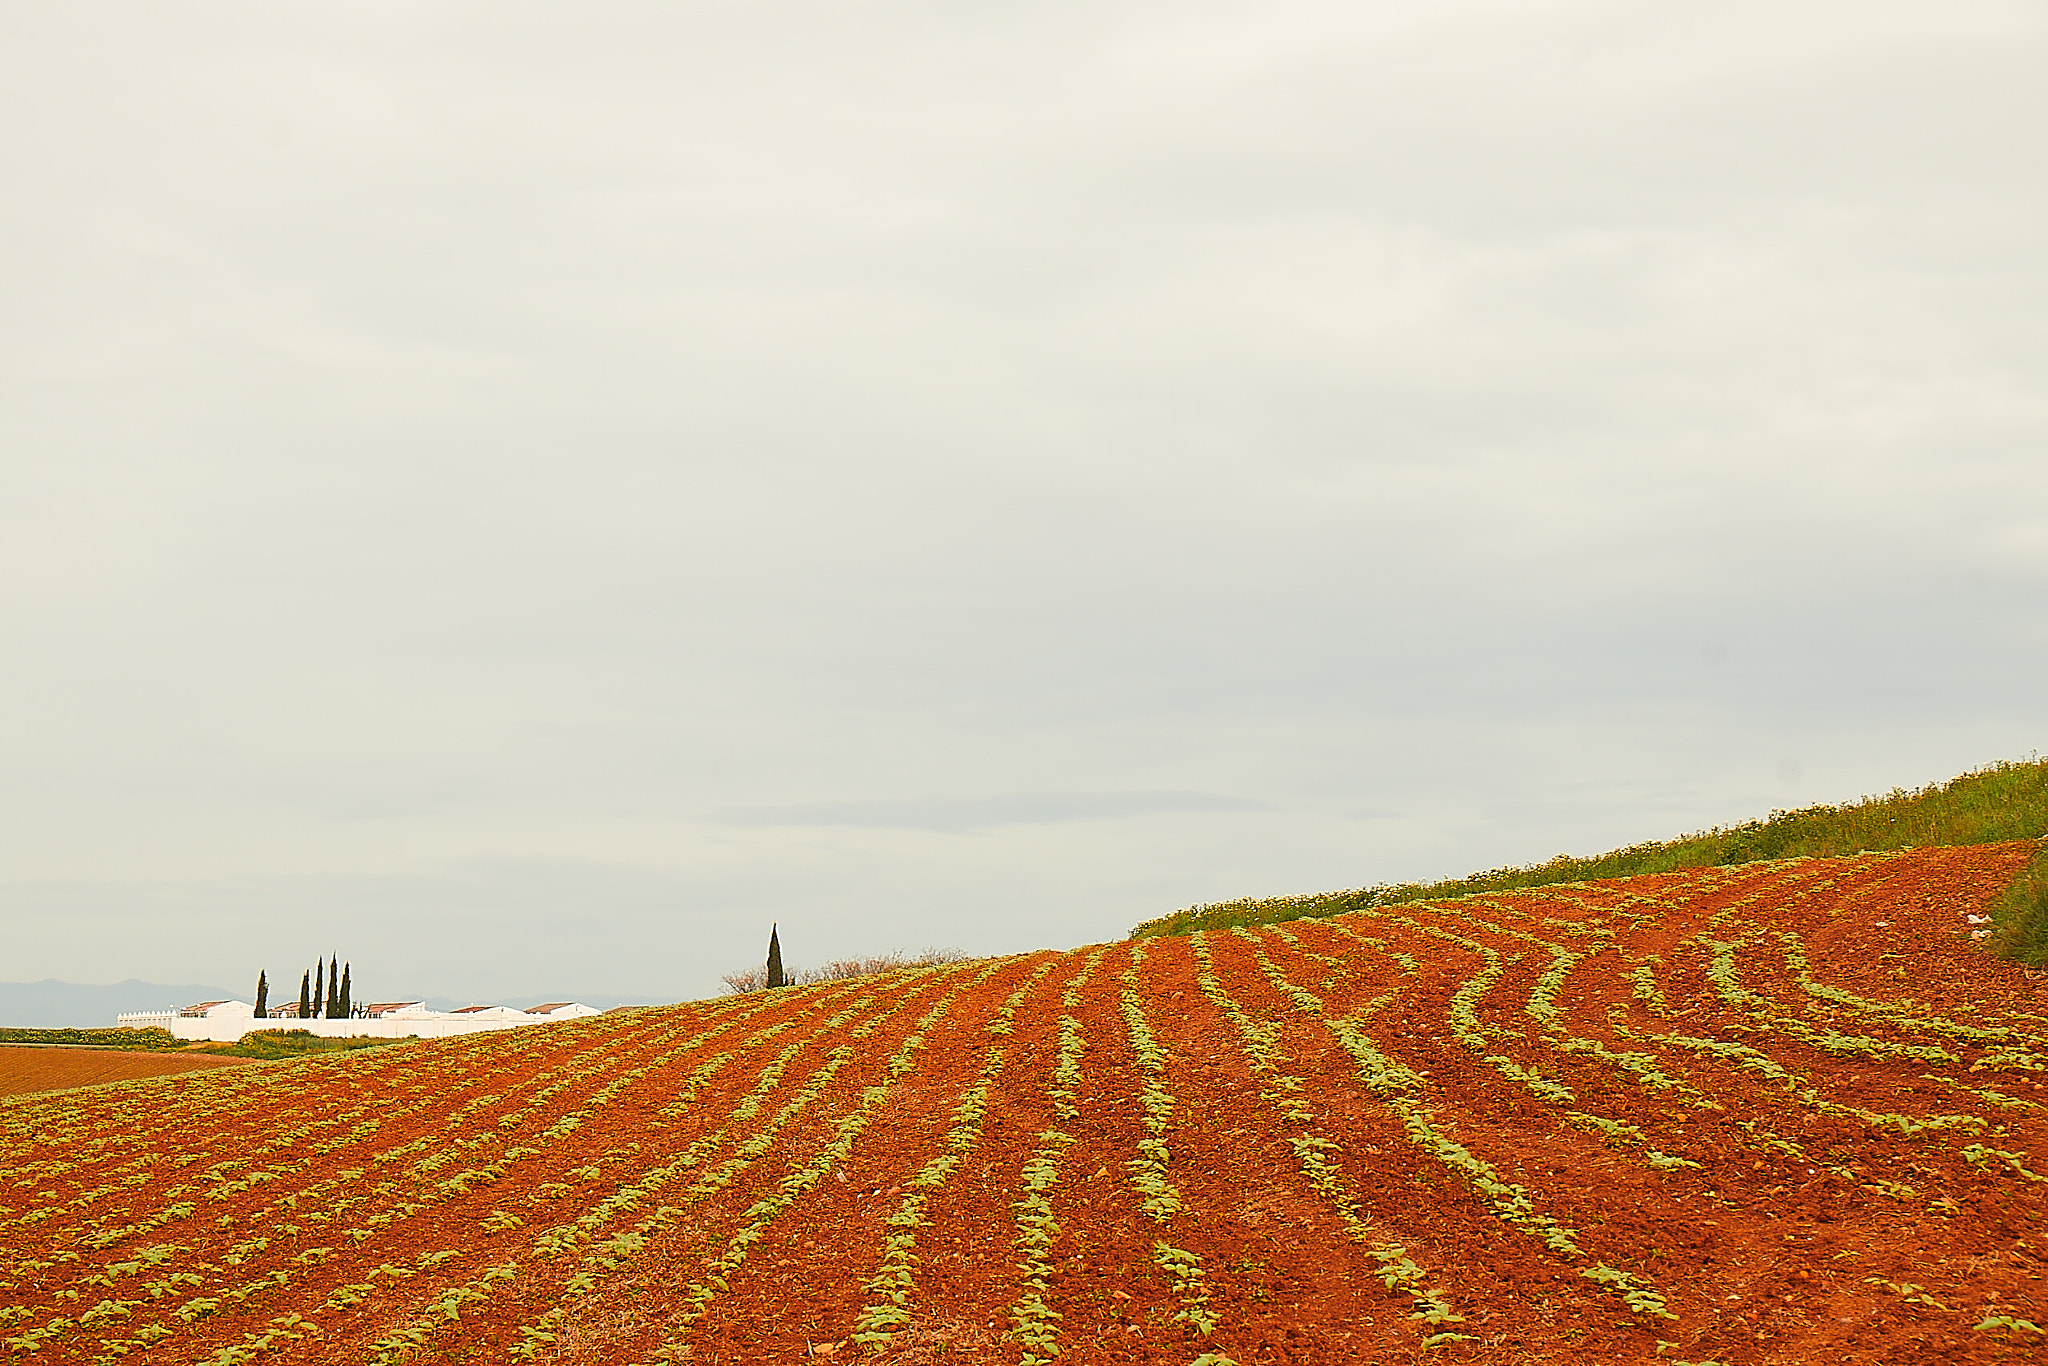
[115,999,602,1043]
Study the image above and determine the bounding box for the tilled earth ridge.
[1,843,2045,1365]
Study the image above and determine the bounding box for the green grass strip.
[1134,759,2048,968]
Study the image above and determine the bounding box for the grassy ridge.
[1131,757,2048,963]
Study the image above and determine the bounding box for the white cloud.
[1,1,2044,1003]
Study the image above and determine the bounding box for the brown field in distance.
[0,1045,250,1097]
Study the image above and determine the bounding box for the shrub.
[191,1030,413,1060]
[1987,841,2048,966]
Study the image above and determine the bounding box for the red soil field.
[0,1047,249,1098]
[3,843,2046,1365]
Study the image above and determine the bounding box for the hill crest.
[1132,757,2048,965]
[4,842,2046,1363]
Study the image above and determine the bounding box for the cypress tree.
[298,970,312,1020]
[325,955,341,1018]
[339,963,352,1018]
[312,959,325,1020]
[765,923,785,990]
[253,971,268,1019]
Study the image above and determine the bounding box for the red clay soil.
[0,1045,250,1096]
[2,843,2046,1366]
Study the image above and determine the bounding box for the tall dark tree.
[325,955,341,1018]
[298,970,312,1020]
[253,971,268,1019]
[765,923,785,989]
[339,963,352,1018]
[312,959,325,1020]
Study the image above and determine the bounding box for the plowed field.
[0,1049,249,1099]
[4,844,2046,1366]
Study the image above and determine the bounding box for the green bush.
[1987,843,2048,966]
[193,1030,414,1061]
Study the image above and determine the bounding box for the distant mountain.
[0,980,238,1029]
[0,981,676,1029]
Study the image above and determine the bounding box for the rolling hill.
[4,840,2047,1364]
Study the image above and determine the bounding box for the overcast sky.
[3,1,2044,1005]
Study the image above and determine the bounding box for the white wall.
[232,1016,563,1042]
[162,1015,555,1042]
[114,1009,588,1043]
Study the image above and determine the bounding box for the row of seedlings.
[2,1036,541,1356]
[1494,871,2041,1301]
[1007,951,1104,1366]
[1333,903,1715,1170]
[355,973,920,1363]
[851,958,1060,1349]
[1117,944,1226,1347]
[1179,934,1465,1343]
[63,1008,712,1361]
[311,994,817,1358]
[630,959,1020,1362]
[489,961,1000,1361]
[1311,889,1776,1182]
[1200,928,1675,1322]
[38,996,792,1361]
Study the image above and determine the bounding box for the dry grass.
[721,948,975,995]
